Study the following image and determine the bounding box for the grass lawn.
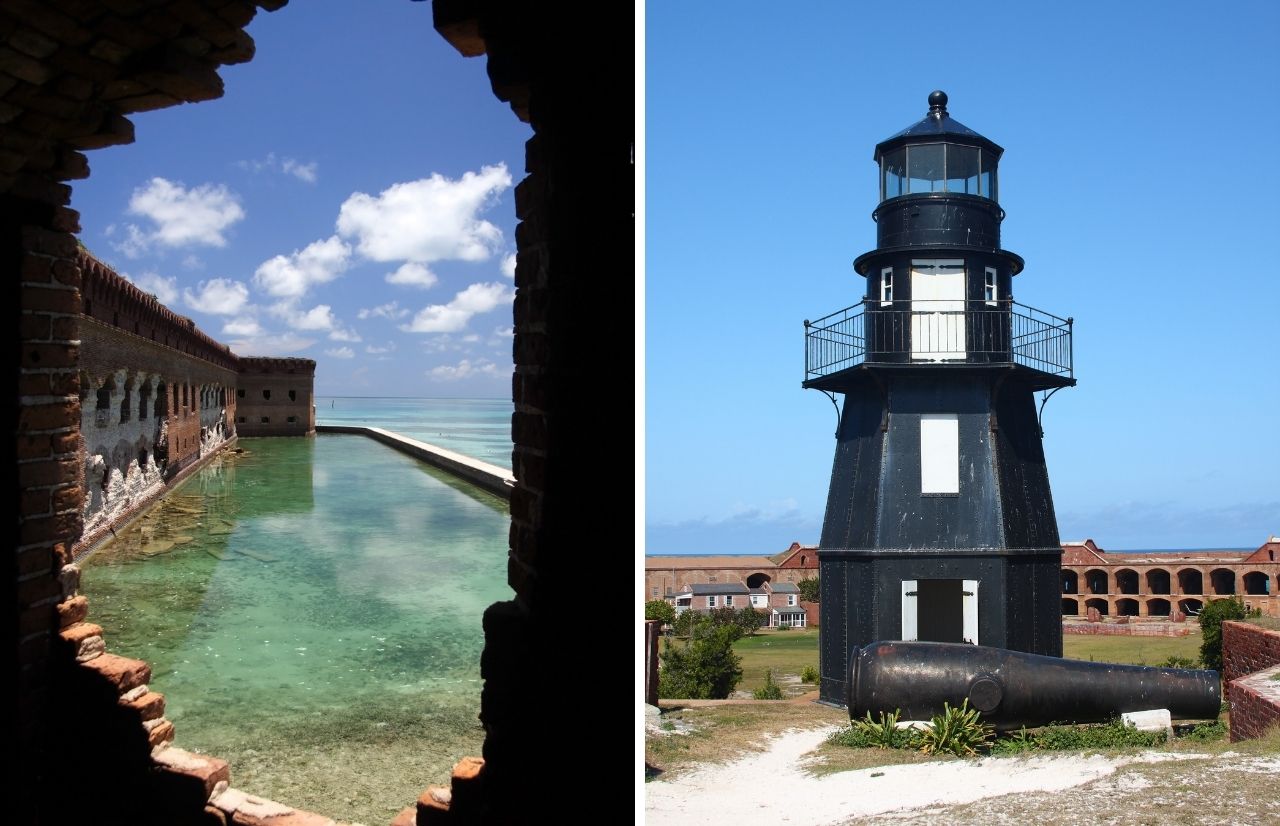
[1061,631,1202,666]
[733,627,819,693]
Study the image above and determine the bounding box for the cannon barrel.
[848,641,1221,730]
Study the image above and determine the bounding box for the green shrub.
[1028,718,1165,751]
[1161,655,1200,669]
[645,599,675,626]
[828,708,921,750]
[657,626,743,699]
[917,700,993,757]
[800,665,819,684]
[1198,597,1248,671]
[752,668,784,700]
[735,606,763,636]
[989,726,1039,755]
[776,622,791,631]
[798,577,820,603]
[1180,720,1227,741]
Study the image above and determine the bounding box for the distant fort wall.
[316,425,514,499]
[70,248,315,558]
[235,357,316,437]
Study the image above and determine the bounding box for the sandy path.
[643,725,1201,825]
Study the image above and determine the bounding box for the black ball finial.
[928,90,948,116]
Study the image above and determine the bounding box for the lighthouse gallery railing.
[804,299,1073,382]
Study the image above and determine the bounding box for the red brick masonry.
[1222,621,1280,741]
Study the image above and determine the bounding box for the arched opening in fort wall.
[7,2,626,823]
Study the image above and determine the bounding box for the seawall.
[316,425,514,500]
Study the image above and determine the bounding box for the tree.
[736,606,763,636]
[658,625,744,699]
[672,609,702,638]
[645,600,675,627]
[798,577,820,603]
[1198,596,1247,671]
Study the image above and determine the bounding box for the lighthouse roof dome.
[874,90,1003,160]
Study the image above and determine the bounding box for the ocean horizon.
[315,396,513,469]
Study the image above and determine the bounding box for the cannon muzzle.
[848,641,1220,730]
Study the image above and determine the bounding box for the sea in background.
[79,436,511,824]
[315,397,512,469]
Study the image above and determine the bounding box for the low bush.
[1198,597,1248,671]
[1180,720,1227,740]
[993,718,1166,753]
[917,700,993,757]
[657,626,744,699]
[752,669,784,700]
[776,622,791,631]
[828,708,922,750]
[800,665,819,684]
[1161,655,1200,669]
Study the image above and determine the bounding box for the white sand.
[643,725,1210,825]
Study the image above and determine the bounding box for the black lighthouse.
[804,91,1076,706]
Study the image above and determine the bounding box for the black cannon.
[848,641,1221,730]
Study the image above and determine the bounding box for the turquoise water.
[80,436,511,824]
[316,397,512,469]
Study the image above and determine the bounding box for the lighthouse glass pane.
[945,145,980,194]
[920,414,960,494]
[979,150,998,200]
[907,144,945,193]
[882,148,905,199]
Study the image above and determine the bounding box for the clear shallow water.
[316,397,512,469]
[80,436,511,825]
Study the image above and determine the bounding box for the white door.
[911,260,965,361]
[901,580,918,641]
[962,580,979,645]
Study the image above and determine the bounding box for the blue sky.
[71,0,531,399]
[644,2,1280,554]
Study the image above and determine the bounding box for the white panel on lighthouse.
[901,580,918,641]
[911,259,965,361]
[962,579,980,644]
[920,414,960,494]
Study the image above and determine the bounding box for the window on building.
[880,267,893,306]
[119,387,131,422]
[787,595,797,606]
[96,385,110,411]
[724,595,733,607]
[263,389,271,400]
[707,596,716,608]
[287,416,297,423]
[289,390,297,401]
[920,414,960,495]
[237,416,246,424]
[261,416,270,423]
[237,388,245,399]
[984,267,997,305]
[651,587,658,597]
[138,449,147,468]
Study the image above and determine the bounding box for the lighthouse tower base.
[814,369,1064,707]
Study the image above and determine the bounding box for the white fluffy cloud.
[123,271,178,305]
[328,327,361,342]
[222,316,264,337]
[325,347,354,359]
[184,278,249,315]
[269,301,338,331]
[501,253,517,279]
[365,343,395,354]
[224,332,315,356]
[357,301,408,321]
[428,358,505,381]
[121,178,245,254]
[385,262,438,289]
[253,236,351,299]
[336,164,512,264]
[282,158,318,183]
[401,282,514,334]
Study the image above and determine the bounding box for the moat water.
[315,396,512,468]
[80,435,511,825]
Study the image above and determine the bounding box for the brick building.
[1061,537,1279,619]
[643,541,819,602]
[73,247,315,558]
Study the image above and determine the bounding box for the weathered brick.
[17,399,80,432]
[17,457,79,487]
[17,545,54,577]
[18,573,61,607]
[21,254,54,283]
[55,594,89,627]
[82,652,152,693]
[124,690,166,721]
[390,807,417,826]
[59,622,102,646]
[51,483,82,512]
[21,487,50,517]
[416,786,451,822]
[147,718,175,748]
[153,746,228,797]
[19,603,57,636]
